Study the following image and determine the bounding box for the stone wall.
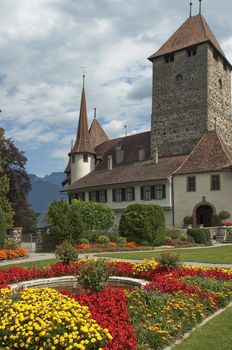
[150,42,232,157]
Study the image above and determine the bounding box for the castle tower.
[69,76,95,184]
[89,108,109,149]
[149,13,232,157]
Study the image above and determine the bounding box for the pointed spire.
[94,108,97,119]
[199,0,202,15]
[189,2,193,17]
[70,77,94,155]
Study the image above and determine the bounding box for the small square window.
[83,154,88,163]
[211,175,220,191]
[187,176,196,192]
[164,53,174,63]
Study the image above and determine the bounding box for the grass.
[0,259,57,270]
[173,305,232,350]
[96,245,232,264]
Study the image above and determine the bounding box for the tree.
[0,205,6,248]
[0,128,13,229]
[0,131,36,233]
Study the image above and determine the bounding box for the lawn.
[173,305,232,350]
[96,245,232,264]
[0,258,57,270]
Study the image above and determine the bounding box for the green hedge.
[187,228,211,245]
[119,204,166,245]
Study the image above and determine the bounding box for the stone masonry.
[150,42,232,157]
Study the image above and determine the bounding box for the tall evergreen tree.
[0,129,36,234]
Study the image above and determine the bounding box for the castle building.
[63,8,232,228]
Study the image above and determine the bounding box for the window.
[187,46,197,57]
[211,175,220,191]
[72,155,75,163]
[155,185,163,200]
[187,176,196,192]
[164,53,174,63]
[125,187,135,202]
[141,186,151,201]
[219,79,223,89]
[113,188,123,202]
[176,74,183,83]
[116,146,124,164]
[141,184,166,200]
[75,192,85,201]
[213,51,219,61]
[89,191,98,202]
[107,155,112,170]
[138,147,145,161]
[99,190,107,203]
[83,154,88,163]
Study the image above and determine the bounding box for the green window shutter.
[112,189,116,202]
[151,185,156,199]
[122,188,126,201]
[162,185,166,199]
[140,187,144,200]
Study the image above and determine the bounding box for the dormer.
[116,145,124,164]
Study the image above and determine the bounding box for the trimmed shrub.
[218,210,231,221]
[187,228,211,245]
[97,235,110,245]
[0,206,6,249]
[166,229,182,240]
[108,230,120,242]
[5,239,17,250]
[117,236,127,246]
[156,251,181,269]
[212,214,221,226]
[55,241,79,264]
[78,237,90,244]
[183,215,193,225]
[119,204,166,245]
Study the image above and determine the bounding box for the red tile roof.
[149,15,226,61]
[89,118,109,149]
[174,131,232,175]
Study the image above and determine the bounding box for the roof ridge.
[199,15,208,41]
[216,131,232,164]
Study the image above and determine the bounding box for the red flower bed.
[223,222,232,226]
[62,288,137,350]
[170,267,232,281]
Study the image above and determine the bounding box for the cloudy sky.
[0,0,232,176]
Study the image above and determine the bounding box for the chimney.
[155,147,159,164]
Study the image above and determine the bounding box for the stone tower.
[149,14,232,157]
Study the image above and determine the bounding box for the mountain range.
[28,172,67,225]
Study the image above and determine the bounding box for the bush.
[166,229,182,240]
[78,237,90,245]
[55,241,79,264]
[5,239,17,250]
[76,259,109,293]
[187,228,211,245]
[117,236,127,246]
[156,251,181,269]
[183,215,193,225]
[212,214,221,226]
[218,210,231,221]
[108,230,120,242]
[164,236,172,243]
[97,235,110,245]
[0,206,6,249]
[119,204,166,245]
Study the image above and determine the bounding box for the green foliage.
[5,238,17,250]
[166,229,183,240]
[212,215,221,226]
[119,204,166,245]
[78,237,90,244]
[97,235,110,245]
[46,200,73,245]
[107,230,120,242]
[76,260,109,293]
[187,228,211,245]
[164,236,173,243]
[0,206,6,248]
[183,215,193,225]
[218,210,231,221]
[55,241,79,264]
[117,236,127,246]
[71,200,114,232]
[156,251,181,269]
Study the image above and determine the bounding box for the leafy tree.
[0,131,36,233]
[0,128,13,229]
[46,200,71,245]
[0,205,6,248]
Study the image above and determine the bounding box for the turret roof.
[89,117,109,149]
[70,86,95,155]
[149,15,227,61]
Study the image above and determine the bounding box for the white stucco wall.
[70,154,95,183]
[173,170,232,227]
[75,181,173,227]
